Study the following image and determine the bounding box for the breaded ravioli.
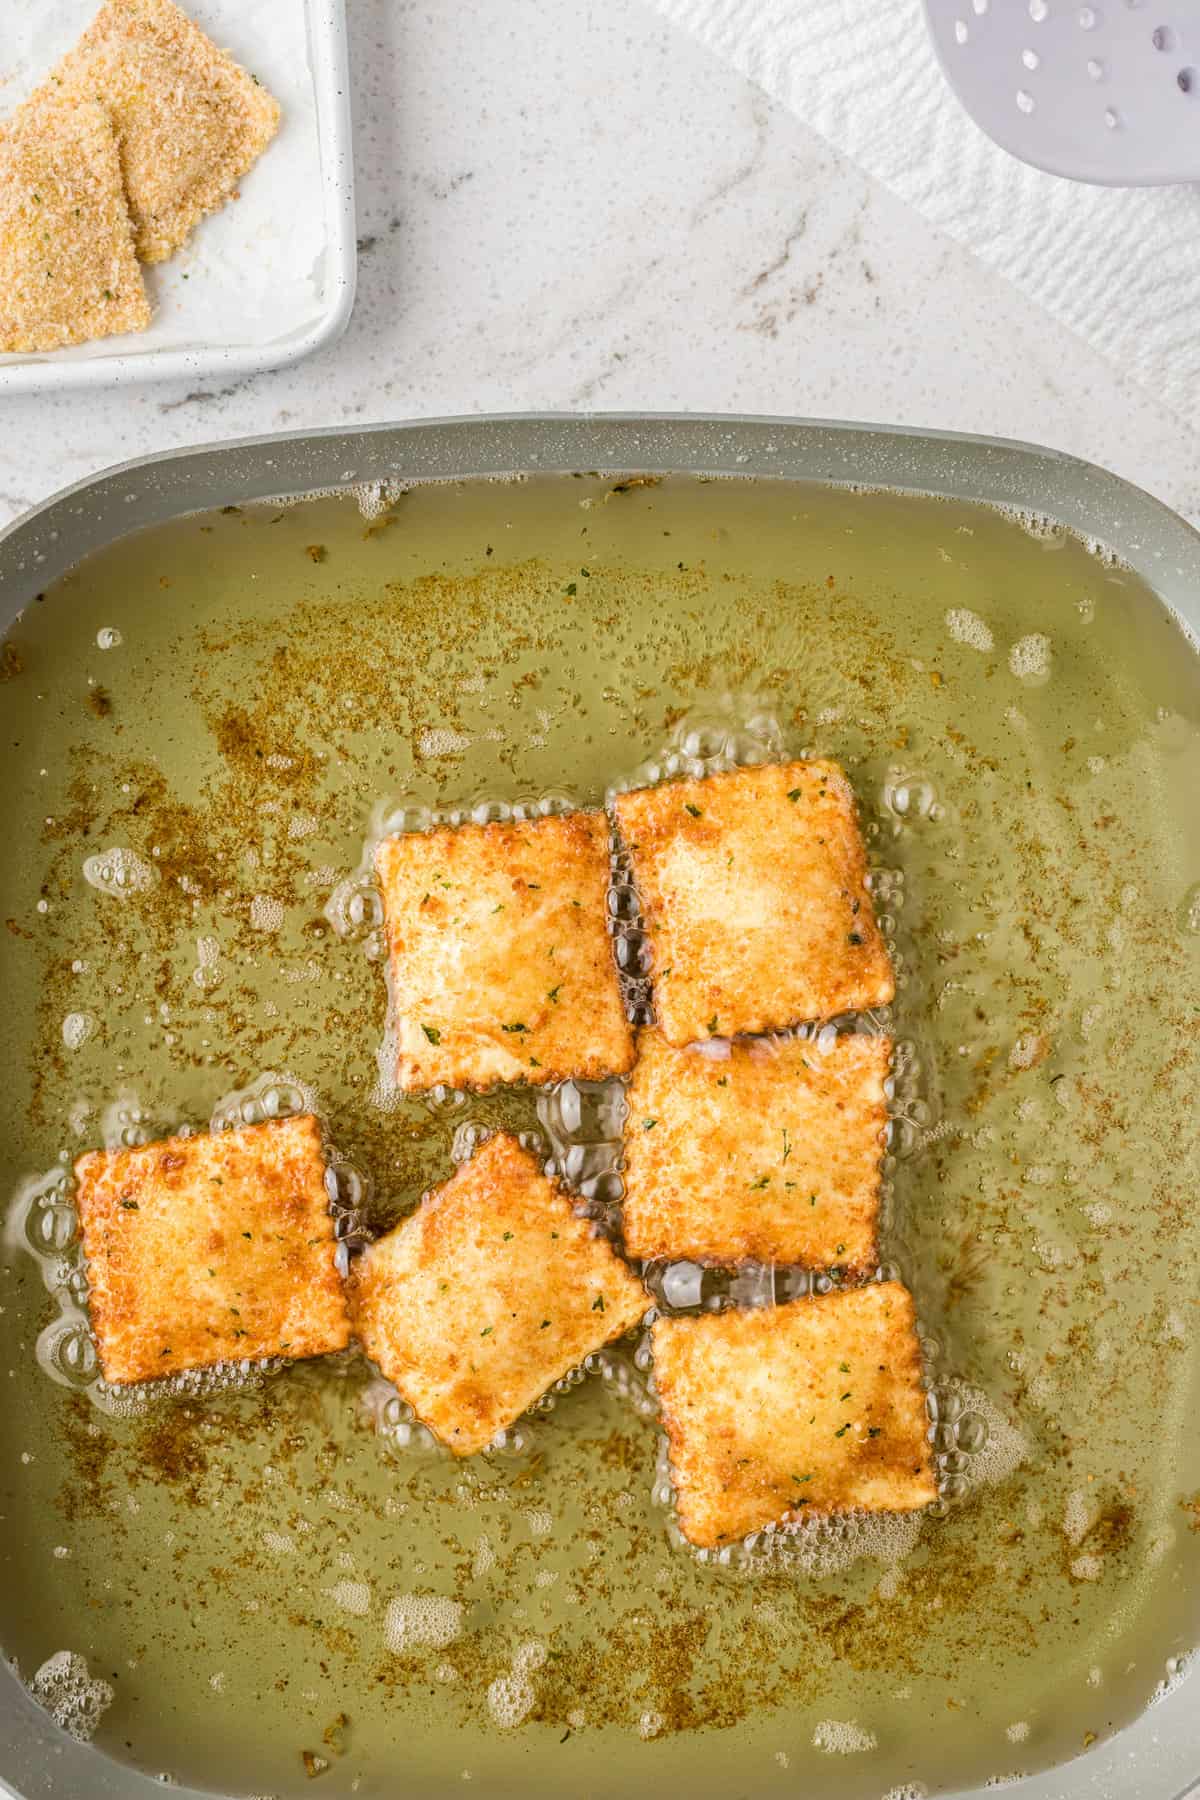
[74,1115,350,1385]
[652,1282,935,1548]
[46,0,280,263]
[613,759,893,1045]
[622,1028,890,1270]
[349,1133,648,1455]
[0,97,150,353]
[375,811,634,1093]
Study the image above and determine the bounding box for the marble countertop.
[2,0,1198,532]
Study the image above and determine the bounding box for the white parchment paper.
[0,0,328,363]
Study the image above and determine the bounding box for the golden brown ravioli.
[622,1027,889,1270]
[74,1114,350,1385]
[376,811,634,1093]
[350,1133,648,1456]
[613,758,893,1046]
[652,1282,935,1548]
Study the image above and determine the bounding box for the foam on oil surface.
[383,1594,464,1653]
[29,1650,113,1744]
[813,1718,878,1754]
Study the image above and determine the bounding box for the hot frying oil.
[0,475,1198,1797]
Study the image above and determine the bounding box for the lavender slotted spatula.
[924,0,1200,184]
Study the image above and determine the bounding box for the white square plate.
[0,0,356,393]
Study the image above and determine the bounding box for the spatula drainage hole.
[1151,23,1173,48]
[1180,66,1195,93]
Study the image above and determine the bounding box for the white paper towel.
[644,0,1200,423]
[0,0,326,362]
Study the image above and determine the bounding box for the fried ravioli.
[349,1133,648,1456]
[652,1282,935,1548]
[74,1114,350,1385]
[621,1027,889,1270]
[613,759,893,1046]
[375,811,634,1093]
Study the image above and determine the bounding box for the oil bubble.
[606,884,640,922]
[957,1411,988,1451]
[944,607,994,652]
[579,1169,622,1208]
[883,771,936,821]
[43,1321,99,1386]
[559,1142,614,1185]
[614,932,652,976]
[210,1069,317,1134]
[539,1078,626,1146]
[61,1012,96,1050]
[82,846,157,898]
[1151,1651,1194,1705]
[29,1651,113,1743]
[659,1261,705,1310]
[1178,883,1200,935]
[607,697,785,803]
[451,1120,490,1164]
[249,894,284,933]
[423,1084,468,1115]
[15,1171,78,1257]
[727,1264,775,1308]
[812,1719,877,1754]
[192,936,222,992]
[383,1593,463,1653]
[1008,634,1052,683]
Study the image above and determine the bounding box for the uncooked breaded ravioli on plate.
[74,1114,350,1384]
[613,758,894,1045]
[621,1026,890,1270]
[349,1133,648,1455]
[652,1282,936,1549]
[0,96,150,353]
[375,811,635,1093]
[44,0,280,264]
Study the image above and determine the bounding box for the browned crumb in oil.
[57,1391,117,1522]
[583,1426,645,1474]
[1058,1488,1136,1585]
[1180,1492,1200,1532]
[87,686,113,718]
[134,1403,216,1503]
[608,475,662,495]
[305,544,327,563]
[321,1711,348,1750]
[0,640,23,680]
